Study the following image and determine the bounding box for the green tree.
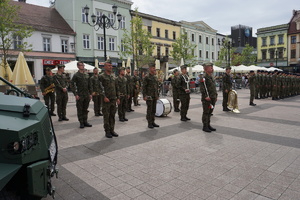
[239,43,256,66]
[170,31,197,66]
[215,37,237,67]
[0,0,33,80]
[119,9,154,68]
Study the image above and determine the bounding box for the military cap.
[57,64,65,69]
[274,70,278,72]
[105,60,112,64]
[126,67,130,69]
[119,67,125,71]
[148,63,155,68]
[250,70,254,73]
[45,67,51,71]
[203,62,213,67]
[180,65,187,69]
[226,66,232,70]
[173,69,178,74]
[257,70,260,72]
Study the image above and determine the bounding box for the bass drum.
[155,99,172,117]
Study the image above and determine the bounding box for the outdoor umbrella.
[155,59,160,70]
[52,61,94,74]
[0,58,13,85]
[11,52,34,88]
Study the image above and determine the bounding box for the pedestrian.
[70,61,92,128]
[133,70,141,106]
[99,61,120,138]
[176,65,191,121]
[171,69,180,112]
[199,62,218,132]
[90,68,103,116]
[40,67,56,116]
[142,63,160,129]
[53,64,69,121]
[117,67,129,122]
[222,67,232,111]
[248,70,257,106]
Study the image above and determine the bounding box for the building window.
[191,33,195,42]
[108,37,115,51]
[212,52,214,59]
[291,49,296,58]
[157,46,161,57]
[96,10,102,19]
[120,40,125,52]
[262,37,267,46]
[83,34,90,49]
[199,35,202,43]
[199,50,202,58]
[206,51,209,59]
[206,37,209,45]
[120,16,126,29]
[148,26,152,34]
[13,35,22,49]
[82,8,88,23]
[262,51,267,60]
[108,13,114,24]
[278,49,284,59]
[97,36,104,50]
[173,31,176,40]
[43,37,51,51]
[291,36,296,44]
[212,38,214,46]
[270,50,275,59]
[218,39,220,45]
[156,28,160,37]
[218,51,220,59]
[165,30,169,39]
[270,36,275,46]
[278,35,284,44]
[165,47,169,56]
[61,39,68,53]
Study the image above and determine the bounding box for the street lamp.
[226,40,235,67]
[83,4,122,61]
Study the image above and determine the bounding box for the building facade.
[54,0,133,66]
[288,10,300,73]
[231,24,257,53]
[256,24,288,70]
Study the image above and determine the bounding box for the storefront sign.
[43,59,70,65]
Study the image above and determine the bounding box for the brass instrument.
[227,90,240,113]
[44,83,55,94]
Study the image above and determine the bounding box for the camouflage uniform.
[248,73,256,104]
[142,73,159,125]
[40,74,55,114]
[222,73,232,110]
[133,75,141,106]
[71,71,91,124]
[90,74,103,116]
[117,75,128,121]
[171,74,180,111]
[272,72,278,100]
[199,73,218,128]
[176,73,190,119]
[99,73,119,134]
[125,73,134,111]
[53,73,68,119]
[255,71,261,99]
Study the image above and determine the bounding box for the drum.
[155,99,172,117]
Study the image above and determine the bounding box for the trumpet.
[227,90,240,113]
[44,83,55,94]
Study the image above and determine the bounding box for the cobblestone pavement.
[45,89,300,200]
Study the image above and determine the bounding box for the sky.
[23,0,298,36]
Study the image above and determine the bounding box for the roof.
[288,10,300,35]
[10,1,75,35]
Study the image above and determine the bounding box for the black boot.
[80,123,84,129]
[208,124,216,131]
[202,126,211,132]
[84,122,92,127]
[152,122,160,127]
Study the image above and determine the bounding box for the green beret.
[119,67,125,71]
[226,66,231,70]
[45,67,51,71]
[180,65,187,69]
[203,62,213,67]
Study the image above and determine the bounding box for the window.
[108,13,114,24]
[96,10,102,21]
[262,51,267,60]
[173,31,176,40]
[206,51,209,59]
[270,36,275,45]
[120,16,126,29]
[291,49,296,58]
[270,50,275,59]
[156,28,160,37]
[218,39,220,45]
[291,36,296,44]
[82,8,88,23]
[212,52,214,59]
[191,33,195,42]
[278,35,284,44]
[138,44,143,55]
[212,38,214,46]
[108,37,115,51]
[165,30,169,39]
[278,49,284,59]
[199,35,202,43]
[206,37,209,45]
[43,38,51,51]
[83,34,90,49]
[199,50,202,58]
[218,51,220,59]
[157,46,161,57]
[97,36,104,50]
[262,37,267,46]
[13,35,22,49]
[148,26,152,34]
[165,47,169,56]
[61,39,68,53]
[120,40,125,52]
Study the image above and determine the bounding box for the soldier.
[125,67,134,112]
[90,68,103,117]
[199,62,218,132]
[255,70,261,99]
[177,65,191,121]
[99,61,120,138]
[171,69,180,112]
[133,70,141,106]
[117,67,128,122]
[222,67,232,111]
[142,63,160,129]
[40,67,56,116]
[272,70,278,100]
[248,70,256,106]
[71,61,92,129]
[53,64,69,121]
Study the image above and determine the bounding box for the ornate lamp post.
[83,4,122,61]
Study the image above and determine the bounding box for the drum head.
[155,99,172,117]
[155,100,164,117]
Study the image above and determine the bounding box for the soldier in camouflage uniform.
[199,63,218,132]
[90,68,103,117]
[248,70,256,106]
[117,67,128,122]
[71,61,92,129]
[222,67,232,111]
[99,61,120,138]
[53,64,69,121]
[133,70,141,106]
[40,68,56,116]
[171,69,180,112]
[142,63,160,129]
[255,70,261,99]
[272,70,279,100]
[125,67,134,112]
[176,65,191,121]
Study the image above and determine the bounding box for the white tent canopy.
[168,65,225,73]
[52,60,95,73]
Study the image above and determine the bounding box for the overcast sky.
[23,0,298,36]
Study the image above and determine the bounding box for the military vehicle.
[0,76,58,199]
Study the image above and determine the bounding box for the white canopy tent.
[266,67,283,72]
[52,60,95,74]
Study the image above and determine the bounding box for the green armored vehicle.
[0,77,58,199]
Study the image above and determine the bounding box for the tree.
[0,0,33,80]
[214,37,237,67]
[238,43,256,66]
[119,9,154,68]
[170,31,197,66]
